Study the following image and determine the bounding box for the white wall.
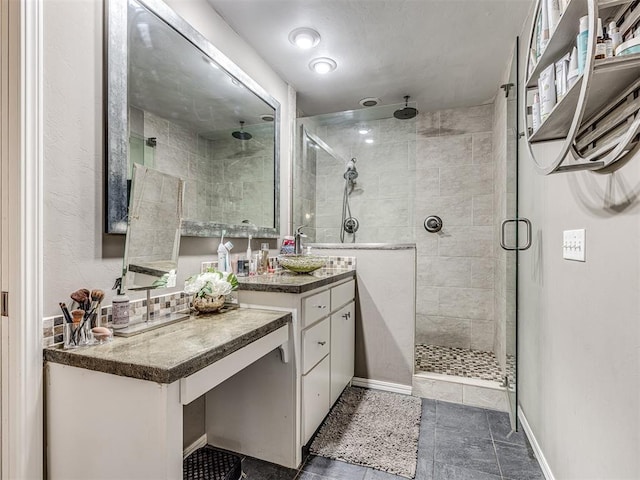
[517,15,640,479]
[43,0,294,317]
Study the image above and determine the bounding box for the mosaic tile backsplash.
[43,292,190,348]
[43,256,355,348]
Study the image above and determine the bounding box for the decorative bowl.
[277,254,327,274]
[192,295,225,313]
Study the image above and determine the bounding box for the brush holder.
[63,322,93,349]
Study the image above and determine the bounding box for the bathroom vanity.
[44,269,355,478]
[44,308,291,479]
[206,268,356,467]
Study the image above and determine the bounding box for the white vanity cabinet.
[225,273,356,464]
[299,279,355,443]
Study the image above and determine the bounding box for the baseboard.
[183,434,208,460]
[352,377,413,395]
[518,407,555,480]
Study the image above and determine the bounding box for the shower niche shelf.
[524,0,640,175]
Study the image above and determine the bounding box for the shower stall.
[293,62,520,424]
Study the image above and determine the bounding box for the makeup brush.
[86,289,105,328]
[70,289,91,311]
[59,302,73,324]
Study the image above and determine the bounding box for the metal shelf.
[529,54,640,143]
[524,0,640,174]
[526,0,588,88]
[529,76,583,142]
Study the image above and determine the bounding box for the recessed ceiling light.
[260,114,275,122]
[309,57,337,75]
[365,138,374,144]
[289,27,321,49]
[358,128,370,135]
[359,97,380,107]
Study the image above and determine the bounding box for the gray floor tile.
[242,456,298,480]
[302,455,367,480]
[418,418,436,458]
[433,462,502,480]
[295,472,329,480]
[495,442,544,480]
[421,398,437,425]
[434,428,501,477]
[414,457,434,480]
[435,401,492,440]
[486,410,527,447]
[363,467,405,479]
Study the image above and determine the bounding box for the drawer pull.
[315,305,327,309]
[317,341,326,346]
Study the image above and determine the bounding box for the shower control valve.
[424,215,443,233]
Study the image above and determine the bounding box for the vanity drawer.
[302,317,330,375]
[331,279,355,311]
[302,289,330,328]
[302,355,330,444]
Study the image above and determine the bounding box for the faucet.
[294,226,307,255]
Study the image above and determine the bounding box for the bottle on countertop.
[111,277,130,330]
[259,242,269,275]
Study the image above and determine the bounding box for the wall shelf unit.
[524,0,640,174]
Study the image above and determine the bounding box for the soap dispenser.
[111,277,130,330]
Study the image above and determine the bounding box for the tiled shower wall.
[130,107,274,228]
[298,104,497,353]
[414,105,496,352]
[301,115,416,243]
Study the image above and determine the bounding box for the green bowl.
[277,254,327,273]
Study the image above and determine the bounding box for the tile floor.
[239,399,544,480]
[415,344,516,384]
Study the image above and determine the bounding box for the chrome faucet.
[294,226,307,255]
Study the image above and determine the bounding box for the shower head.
[393,95,418,120]
[232,121,252,140]
[344,158,358,181]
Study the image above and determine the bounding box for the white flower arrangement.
[184,268,238,299]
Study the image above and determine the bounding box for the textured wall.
[414,105,497,352]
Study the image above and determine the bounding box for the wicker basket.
[192,295,225,314]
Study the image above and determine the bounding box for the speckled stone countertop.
[237,268,355,294]
[44,308,291,384]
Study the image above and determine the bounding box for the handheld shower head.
[344,158,358,181]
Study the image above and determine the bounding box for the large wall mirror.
[106,0,280,238]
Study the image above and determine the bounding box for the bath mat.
[310,386,421,478]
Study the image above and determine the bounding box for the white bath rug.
[309,386,422,478]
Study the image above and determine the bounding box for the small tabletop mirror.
[122,164,184,291]
[118,164,186,336]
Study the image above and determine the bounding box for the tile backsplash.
[43,292,190,348]
[43,256,355,348]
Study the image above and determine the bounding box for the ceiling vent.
[359,97,380,107]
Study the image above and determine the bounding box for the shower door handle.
[500,218,532,251]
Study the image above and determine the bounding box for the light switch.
[562,229,585,262]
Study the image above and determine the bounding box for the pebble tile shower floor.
[238,399,543,480]
[415,344,515,383]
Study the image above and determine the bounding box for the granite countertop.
[237,268,355,294]
[44,308,291,384]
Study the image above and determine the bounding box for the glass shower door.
[501,38,528,430]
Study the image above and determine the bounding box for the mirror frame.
[105,0,281,238]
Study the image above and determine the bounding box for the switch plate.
[563,229,586,261]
